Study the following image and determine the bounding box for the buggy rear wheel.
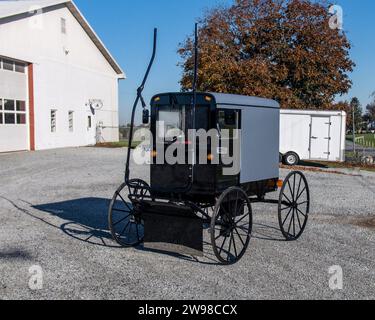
[278,171,310,241]
[108,180,150,247]
[211,187,252,265]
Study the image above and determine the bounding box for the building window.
[17,114,26,124]
[16,100,26,112]
[2,59,14,71]
[68,111,74,132]
[15,62,25,73]
[51,110,57,132]
[0,99,2,124]
[61,18,66,34]
[88,116,92,129]
[0,58,26,73]
[4,99,15,111]
[4,113,15,124]
[0,99,27,125]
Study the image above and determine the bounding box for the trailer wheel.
[211,187,252,265]
[108,180,150,247]
[283,152,300,166]
[278,172,310,241]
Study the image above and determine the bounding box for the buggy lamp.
[277,180,284,188]
[205,96,212,102]
[207,154,214,161]
[152,150,158,158]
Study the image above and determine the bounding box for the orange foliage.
[178,0,355,110]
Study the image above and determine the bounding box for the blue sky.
[74,0,375,124]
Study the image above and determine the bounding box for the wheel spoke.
[296,207,307,218]
[281,206,292,211]
[232,231,238,258]
[282,207,293,226]
[287,180,295,201]
[297,201,309,206]
[227,234,233,261]
[234,212,250,225]
[117,193,132,211]
[233,192,239,217]
[282,192,293,206]
[112,208,131,214]
[287,210,294,236]
[296,187,307,202]
[215,228,229,241]
[296,176,303,200]
[119,221,130,237]
[219,203,230,218]
[234,227,246,247]
[219,236,228,255]
[113,214,131,226]
[296,209,302,230]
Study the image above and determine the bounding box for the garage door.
[0,58,29,153]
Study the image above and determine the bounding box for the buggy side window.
[217,109,240,139]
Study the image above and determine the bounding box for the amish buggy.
[108,26,310,264]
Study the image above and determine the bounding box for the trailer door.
[310,116,331,160]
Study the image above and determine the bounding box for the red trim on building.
[28,64,35,151]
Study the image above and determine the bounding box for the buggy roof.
[210,93,280,109]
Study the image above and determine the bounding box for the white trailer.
[280,110,347,165]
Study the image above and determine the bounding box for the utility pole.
[352,104,356,154]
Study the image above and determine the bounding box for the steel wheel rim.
[108,180,150,247]
[211,187,252,265]
[278,172,310,241]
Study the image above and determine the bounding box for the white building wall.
[0,4,121,151]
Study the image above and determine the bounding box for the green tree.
[349,97,363,133]
[365,92,375,124]
[179,0,355,110]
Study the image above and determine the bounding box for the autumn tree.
[332,100,351,126]
[178,0,355,110]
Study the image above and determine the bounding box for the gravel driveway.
[0,147,374,300]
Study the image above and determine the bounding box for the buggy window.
[217,109,240,138]
[157,105,186,142]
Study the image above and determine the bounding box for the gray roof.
[0,0,125,77]
[210,93,280,109]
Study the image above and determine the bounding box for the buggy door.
[152,104,192,191]
[216,109,241,190]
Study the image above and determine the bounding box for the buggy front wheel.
[211,187,252,265]
[108,180,150,247]
[278,171,310,241]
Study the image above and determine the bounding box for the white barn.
[0,0,125,153]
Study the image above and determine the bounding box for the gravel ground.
[0,147,374,300]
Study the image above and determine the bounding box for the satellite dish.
[88,99,104,110]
